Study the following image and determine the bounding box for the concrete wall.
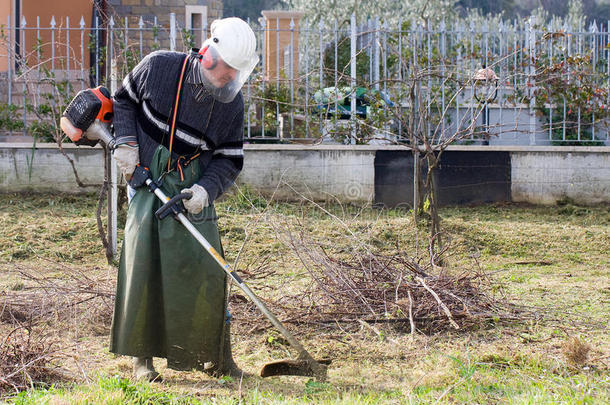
[0,143,104,193]
[238,145,376,202]
[0,143,609,205]
[511,148,610,204]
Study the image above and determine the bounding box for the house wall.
[261,10,305,81]
[108,0,223,36]
[20,0,94,71]
[0,0,14,72]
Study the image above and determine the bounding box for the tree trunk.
[425,153,443,257]
[413,148,420,225]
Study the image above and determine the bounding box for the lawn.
[0,191,608,404]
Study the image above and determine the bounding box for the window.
[185,5,207,47]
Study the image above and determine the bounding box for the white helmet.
[192,17,259,103]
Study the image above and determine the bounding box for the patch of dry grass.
[0,192,609,403]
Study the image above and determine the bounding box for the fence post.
[304,20,309,138]
[318,20,324,136]
[51,16,56,73]
[66,16,70,71]
[350,13,357,144]
[290,18,295,136]
[397,18,402,139]
[527,16,537,145]
[260,17,266,138]
[21,16,27,134]
[170,13,176,51]
[80,16,86,90]
[374,17,380,91]
[7,15,12,109]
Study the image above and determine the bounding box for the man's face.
[202,58,238,89]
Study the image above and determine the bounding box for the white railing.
[1,12,610,146]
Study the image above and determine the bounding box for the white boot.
[133,357,161,382]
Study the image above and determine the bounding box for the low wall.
[0,143,105,193]
[0,143,608,205]
[511,149,610,204]
[238,145,375,202]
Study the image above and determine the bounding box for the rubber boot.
[133,357,161,382]
[205,322,244,378]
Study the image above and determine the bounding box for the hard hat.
[191,17,259,103]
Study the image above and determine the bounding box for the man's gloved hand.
[113,144,139,179]
[181,184,209,214]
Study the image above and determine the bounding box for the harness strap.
[167,56,190,172]
[175,152,201,182]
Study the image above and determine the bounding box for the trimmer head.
[260,358,331,379]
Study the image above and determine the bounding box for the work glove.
[181,183,210,214]
[113,144,139,179]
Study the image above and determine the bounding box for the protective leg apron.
[110,145,227,371]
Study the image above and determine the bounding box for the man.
[110,17,258,381]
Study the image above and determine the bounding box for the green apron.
[110,145,227,371]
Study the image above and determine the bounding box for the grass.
[0,191,609,404]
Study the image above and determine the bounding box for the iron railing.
[1,13,610,146]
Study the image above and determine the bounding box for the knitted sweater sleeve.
[196,108,244,202]
[112,54,152,145]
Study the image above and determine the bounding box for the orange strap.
[175,152,201,182]
[167,56,190,172]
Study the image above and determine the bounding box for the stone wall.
[107,0,223,34]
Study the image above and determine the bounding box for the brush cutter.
[60,86,328,380]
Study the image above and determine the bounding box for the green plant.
[532,36,608,145]
[0,103,25,132]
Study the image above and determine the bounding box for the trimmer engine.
[60,86,115,147]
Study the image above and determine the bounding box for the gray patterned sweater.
[112,50,244,202]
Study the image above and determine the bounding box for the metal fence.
[2,13,610,146]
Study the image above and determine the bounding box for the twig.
[416,276,459,330]
[357,319,399,345]
[407,290,416,335]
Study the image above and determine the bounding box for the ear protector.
[198,46,218,70]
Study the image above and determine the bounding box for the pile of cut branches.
[0,324,62,393]
[1,263,114,332]
[0,262,114,394]
[230,230,527,335]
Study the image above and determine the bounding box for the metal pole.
[318,20,324,136]
[395,19,402,140]
[350,13,357,144]
[139,17,144,58]
[261,18,266,138]
[37,16,41,106]
[51,16,56,73]
[21,16,27,134]
[80,16,86,90]
[276,17,280,138]
[107,16,117,258]
[95,15,100,86]
[527,17,537,146]
[66,16,70,70]
[374,17,380,91]
[7,15,12,109]
[304,20,309,138]
[290,18,295,136]
[170,13,176,51]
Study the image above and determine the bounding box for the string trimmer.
[60,87,328,380]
